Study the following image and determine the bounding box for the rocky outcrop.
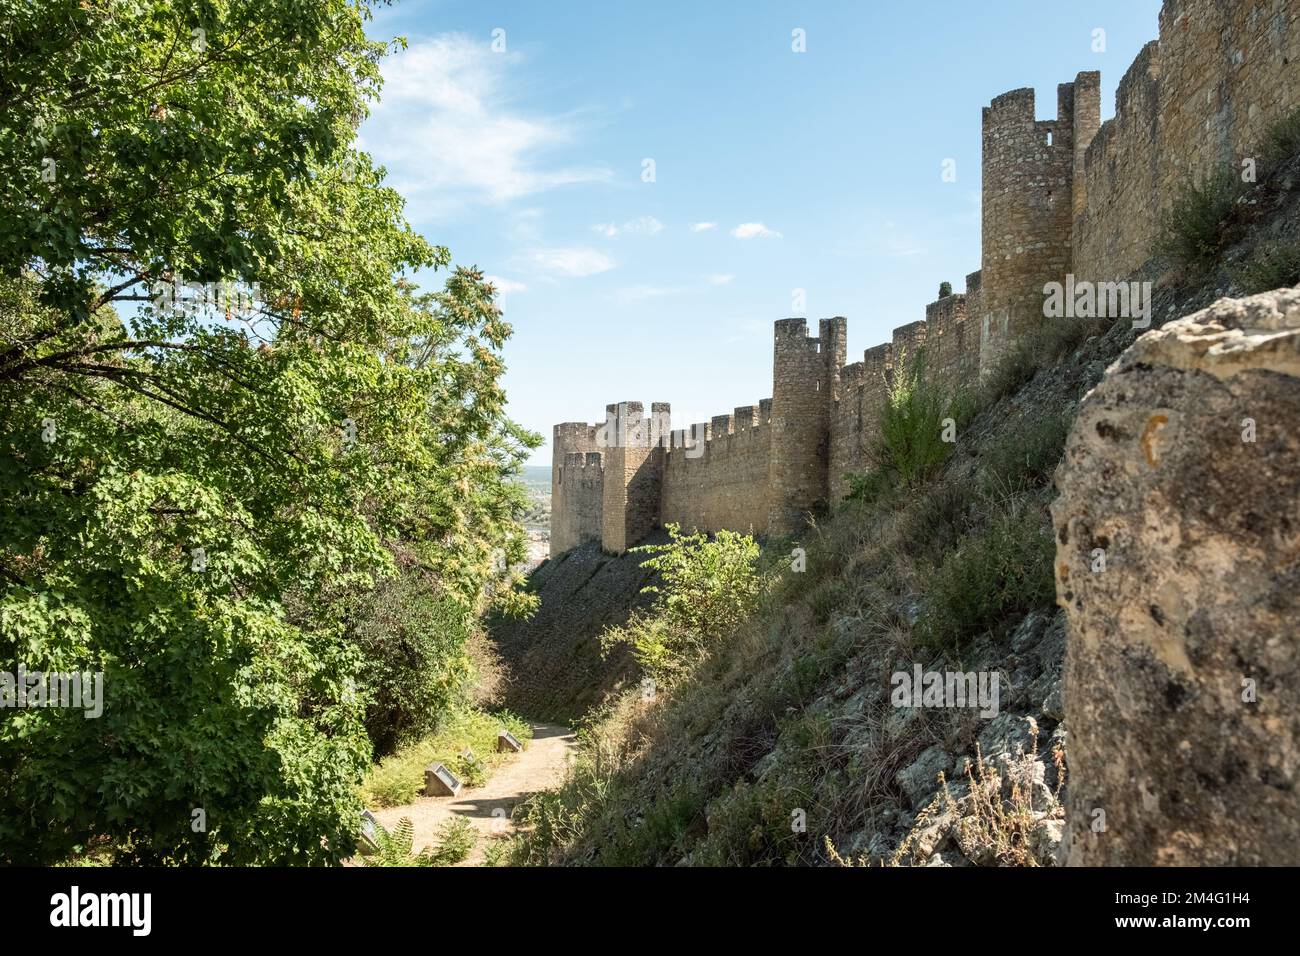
[1053,288,1300,865]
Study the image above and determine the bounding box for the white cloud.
[360,34,611,219]
[690,221,718,232]
[706,274,734,285]
[592,216,665,238]
[522,247,615,278]
[485,275,528,295]
[730,222,782,239]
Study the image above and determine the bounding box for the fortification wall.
[551,422,602,554]
[550,0,1300,554]
[924,292,972,393]
[1075,0,1300,281]
[556,451,604,551]
[661,404,773,535]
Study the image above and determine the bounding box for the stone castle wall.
[551,0,1300,555]
[1075,0,1300,281]
[660,403,773,536]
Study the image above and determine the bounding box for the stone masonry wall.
[550,0,1300,555]
[1074,0,1300,282]
[660,404,773,535]
[556,451,604,551]
[978,83,1088,375]
[551,421,601,554]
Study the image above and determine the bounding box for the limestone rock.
[1031,818,1065,867]
[895,745,952,809]
[976,712,1040,763]
[1052,288,1300,866]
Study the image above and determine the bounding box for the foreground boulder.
[1052,288,1300,865]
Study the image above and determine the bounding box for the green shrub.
[979,414,1071,496]
[843,466,897,505]
[604,525,763,685]
[345,563,476,757]
[481,839,513,867]
[897,477,978,566]
[915,500,1056,652]
[1156,166,1249,276]
[451,750,488,788]
[1233,240,1300,294]
[362,815,477,867]
[1261,107,1300,171]
[875,351,953,487]
[692,779,807,866]
[426,816,477,865]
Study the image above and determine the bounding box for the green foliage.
[873,351,954,488]
[1260,107,1300,171]
[603,525,763,685]
[896,478,978,567]
[426,816,477,865]
[360,709,531,808]
[361,815,476,867]
[939,281,953,298]
[1156,166,1249,276]
[0,1,539,865]
[915,500,1056,652]
[979,414,1071,496]
[451,749,488,788]
[1232,240,1300,294]
[692,778,807,867]
[481,839,512,867]
[843,466,897,506]
[337,561,477,758]
[364,817,431,867]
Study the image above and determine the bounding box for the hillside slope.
[489,531,669,722]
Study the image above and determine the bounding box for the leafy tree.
[0,0,538,864]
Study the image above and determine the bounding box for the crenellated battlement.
[550,0,1300,556]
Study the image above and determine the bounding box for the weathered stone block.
[1054,289,1300,865]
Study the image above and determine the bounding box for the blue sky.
[359,0,1164,464]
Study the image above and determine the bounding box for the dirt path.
[370,722,576,866]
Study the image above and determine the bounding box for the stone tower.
[767,317,845,535]
[978,79,1098,373]
[600,400,670,554]
[550,421,602,554]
